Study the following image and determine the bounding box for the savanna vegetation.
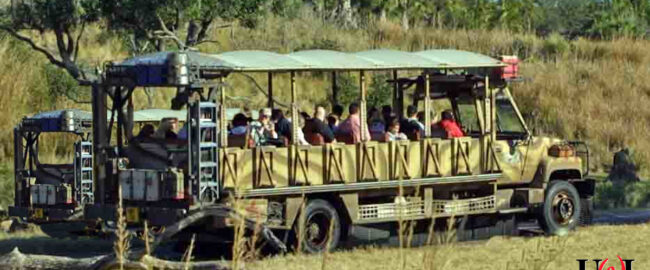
[0,0,647,268]
[0,1,650,210]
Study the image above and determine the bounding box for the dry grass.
[248,223,650,270]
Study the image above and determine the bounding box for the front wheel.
[294,199,341,253]
[539,181,581,235]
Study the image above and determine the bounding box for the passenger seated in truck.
[433,110,464,138]
[383,117,408,142]
[382,105,392,123]
[337,102,370,143]
[132,124,155,143]
[368,107,385,141]
[272,109,292,142]
[153,117,179,140]
[251,108,283,146]
[303,106,335,144]
[230,113,249,136]
[400,105,424,135]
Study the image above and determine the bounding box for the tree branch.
[236,73,289,108]
[154,14,186,50]
[73,21,86,61]
[0,26,65,69]
[65,26,74,57]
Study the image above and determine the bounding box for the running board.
[498,207,528,214]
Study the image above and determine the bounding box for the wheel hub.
[552,192,575,225]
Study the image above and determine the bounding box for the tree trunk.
[340,0,354,27]
[401,8,409,31]
[379,8,387,23]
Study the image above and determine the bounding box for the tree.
[0,0,101,83]
[100,0,266,51]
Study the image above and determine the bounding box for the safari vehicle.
[9,109,94,222]
[84,49,594,252]
[8,108,195,224]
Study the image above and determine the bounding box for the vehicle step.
[498,207,528,214]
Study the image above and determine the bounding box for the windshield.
[455,99,481,134]
[495,96,526,134]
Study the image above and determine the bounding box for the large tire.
[539,181,582,235]
[579,197,594,226]
[294,199,341,253]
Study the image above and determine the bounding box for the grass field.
[1,222,646,270]
[248,223,650,270]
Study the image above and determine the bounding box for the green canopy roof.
[118,49,505,72]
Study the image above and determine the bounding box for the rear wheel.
[294,199,341,253]
[539,181,581,235]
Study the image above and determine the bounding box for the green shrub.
[595,181,650,209]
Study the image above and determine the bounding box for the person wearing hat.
[250,108,279,146]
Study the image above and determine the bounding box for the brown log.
[0,248,231,270]
[0,247,111,270]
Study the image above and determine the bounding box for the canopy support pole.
[267,72,274,108]
[220,77,228,148]
[392,70,398,115]
[92,83,107,204]
[424,73,431,137]
[332,72,338,105]
[290,72,298,146]
[360,71,368,142]
[488,76,496,142]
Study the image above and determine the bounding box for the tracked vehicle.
[84,49,594,252]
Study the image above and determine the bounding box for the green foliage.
[540,33,570,60]
[367,73,392,109]
[595,181,650,209]
[44,65,87,105]
[0,163,13,209]
[331,73,359,108]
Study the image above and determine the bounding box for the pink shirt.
[337,114,371,143]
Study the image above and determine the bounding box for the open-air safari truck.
[84,49,594,253]
[9,109,94,223]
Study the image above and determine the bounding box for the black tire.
[294,199,341,253]
[579,197,594,226]
[539,181,581,235]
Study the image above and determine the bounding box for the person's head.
[382,105,392,118]
[138,124,155,138]
[333,104,344,117]
[327,114,338,128]
[369,107,382,121]
[349,102,360,115]
[314,106,327,120]
[161,117,179,131]
[387,117,400,133]
[259,108,272,123]
[417,111,425,123]
[300,111,311,121]
[442,110,455,121]
[406,105,418,118]
[232,113,248,127]
[271,109,284,122]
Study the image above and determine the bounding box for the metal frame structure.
[9,109,93,221]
